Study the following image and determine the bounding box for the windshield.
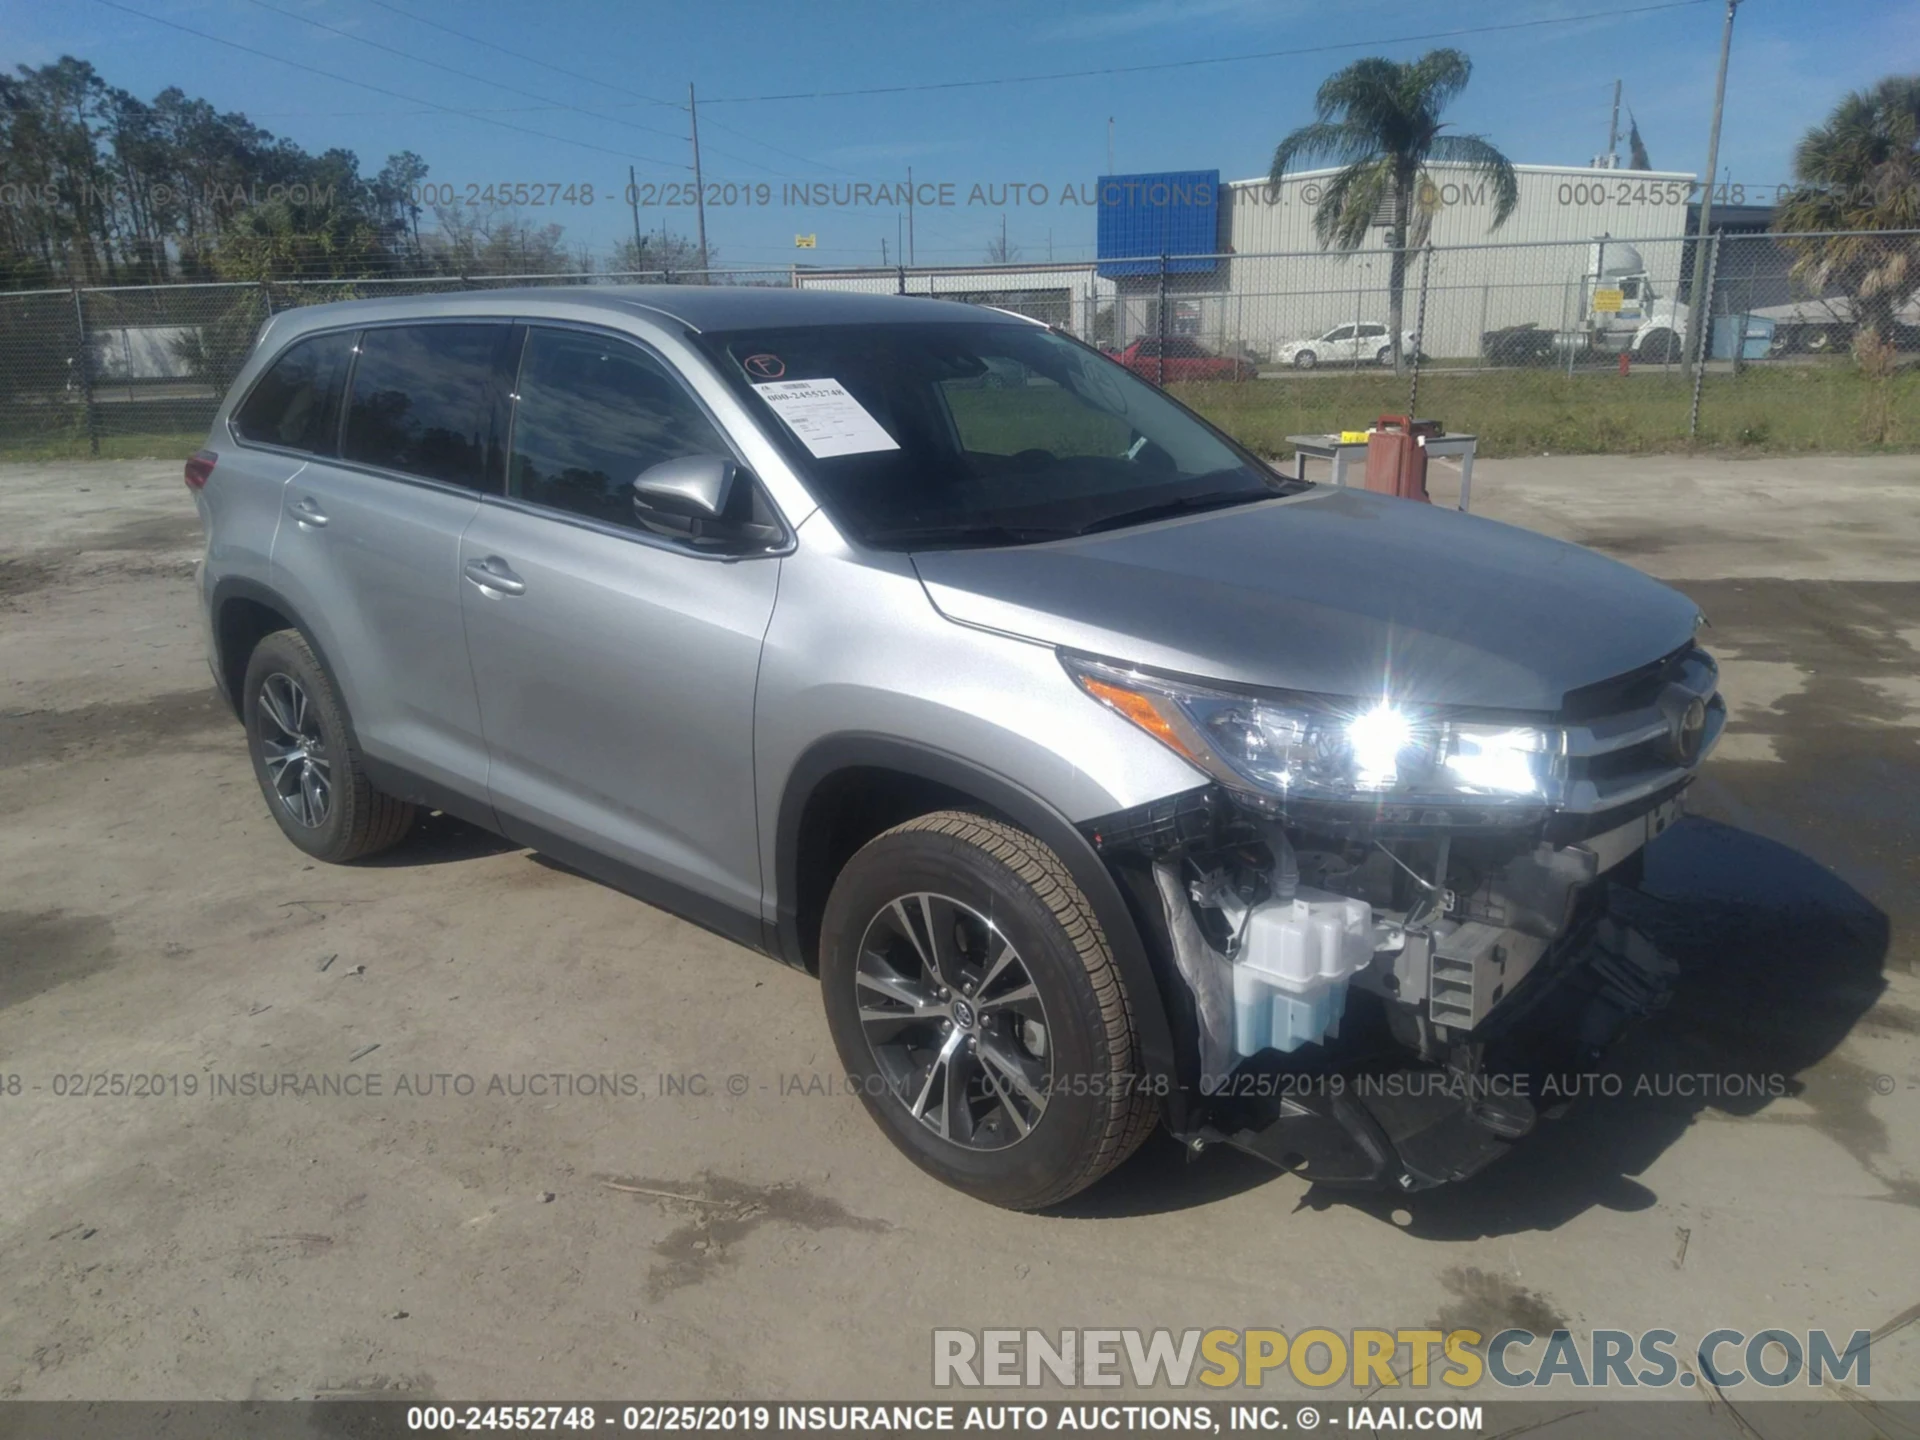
[697,320,1299,548]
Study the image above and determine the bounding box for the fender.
[775,734,1182,1088]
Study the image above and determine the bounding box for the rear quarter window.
[231,331,354,453]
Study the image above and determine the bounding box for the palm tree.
[1773,76,1920,352]
[1269,50,1517,373]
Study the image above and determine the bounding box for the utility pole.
[627,164,644,267]
[1000,213,1008,263]
[906,166,916,266]
[1106,117,1114,176]
[1685,0,1740,371]
[688,82,710,273]
[1605,80,1622,167]
[881,237,888,266]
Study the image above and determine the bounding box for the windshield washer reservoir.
[1232,888,1374,1055]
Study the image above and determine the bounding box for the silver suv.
[192,287,1722,1209]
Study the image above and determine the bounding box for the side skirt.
[359,755,776,960]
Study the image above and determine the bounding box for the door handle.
[464,556,526,597]
[288,497,328,528]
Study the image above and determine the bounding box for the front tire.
[242,628,416,863]
[819,811,1158,1209]
[1292,350,1318,370]
[1638,328,1682,363]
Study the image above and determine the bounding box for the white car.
[1276,323,1422,369]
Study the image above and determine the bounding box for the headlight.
[1065,655,1563,810]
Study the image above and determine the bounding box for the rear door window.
[232,331,353,453]
[508,327,736,532]
[342,323,512,490]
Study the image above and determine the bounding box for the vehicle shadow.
[361,808,519,866]
[1065,818,1892,1229]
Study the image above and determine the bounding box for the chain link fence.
[3,230,1914,459]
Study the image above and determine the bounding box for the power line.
[352,0,859,177]
[237,0,693,148]
[252,0,808,182]
[87,0,688,171]
[358,0,682,112]
[695,116,862,177]
[705,0,1714,103]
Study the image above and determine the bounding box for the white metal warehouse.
[796,160,1701,362]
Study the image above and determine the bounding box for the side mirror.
[631,454,783,549]
[632,453,738,522]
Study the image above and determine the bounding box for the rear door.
[457,323,783,925]
[269,320,515,800]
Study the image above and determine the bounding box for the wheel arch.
[1633,323,1681,357]
[209,576,346,722]
[775,735,1180,1086]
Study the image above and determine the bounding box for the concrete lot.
[1,453,1916,1409]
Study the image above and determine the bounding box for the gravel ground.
[0,453,1915,1412]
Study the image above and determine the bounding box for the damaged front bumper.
[1087,785,1691,1193]
[1205,917,1678,1192]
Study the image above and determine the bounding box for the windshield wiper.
[1070,489,1271,537]
[865,521,1077,549]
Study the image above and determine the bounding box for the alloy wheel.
[256,672,331,829]
[854,892,1053,1150]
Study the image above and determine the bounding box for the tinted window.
[1165,339,1204,358]
[699,321,1297,549]
[508,328,734,531]
[1326,326,1355,341]
[233,331,353,453]
[1359,324,1387,338]
[343,323,508,489]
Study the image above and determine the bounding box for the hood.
[910,486,1701,712]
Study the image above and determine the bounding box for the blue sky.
[5,0,1916,268]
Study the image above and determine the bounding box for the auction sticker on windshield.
[751,378,900,458]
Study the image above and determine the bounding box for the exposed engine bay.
[1089,784,1689,1192]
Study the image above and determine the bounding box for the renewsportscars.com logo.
[932,1328,1873,1391]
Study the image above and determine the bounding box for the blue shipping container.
[1711,313,1776,360]
[1095,171,1221,278]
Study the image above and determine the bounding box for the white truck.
[1577,236,1919,360]
[1577,239,1688,362]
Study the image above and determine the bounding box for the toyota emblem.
[1670,697,1707,764]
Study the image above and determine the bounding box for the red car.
[1107,336,1255,383]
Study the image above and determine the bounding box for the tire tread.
[877,810,1158,1207]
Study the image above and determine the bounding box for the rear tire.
[819,811,1158,1209]
[242,628,416,863]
